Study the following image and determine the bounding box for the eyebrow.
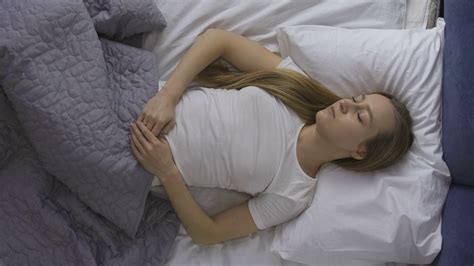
[362,94,373,124]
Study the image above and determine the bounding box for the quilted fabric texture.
[0,0,173,240]
[0,154,179,265]
[1,90,180,264]
[84,0,167,40]
[0,89,31,170]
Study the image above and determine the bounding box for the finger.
[151,122,165,136]
[150,122,161,136]
[131,131,147,155]
[130,135,140,157]
[143,115,149,126]
[156,135,166,144]
[138,113,144,123]
[130,135,144,159]
[162,121,174,134]
[140,114,146,124]
[131,123,150,150]
[137,121,158,143]
[146,121,156,133]
[160,135,168,142]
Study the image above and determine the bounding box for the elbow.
[200,28,219,38]
[202,28,227,41]
[204,27,224,35]
[200,28,228,57]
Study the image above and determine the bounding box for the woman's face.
[315,94,396,159]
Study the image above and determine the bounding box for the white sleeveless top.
[152,57,318,230]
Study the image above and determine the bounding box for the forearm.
[159,29,227,104]
[159,166,215,245]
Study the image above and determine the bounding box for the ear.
[350,145,367,160]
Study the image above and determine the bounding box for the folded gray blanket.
[0,0,180,264]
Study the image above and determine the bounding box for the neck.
[296,123,347,176]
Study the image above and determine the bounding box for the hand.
[129,120,177,178]
[138,92,177,137]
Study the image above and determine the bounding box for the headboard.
[441,0,474,186]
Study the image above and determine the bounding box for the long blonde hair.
[194,61,414,172]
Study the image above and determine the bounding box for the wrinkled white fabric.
[143,0,407,81]
[271,18,450,265]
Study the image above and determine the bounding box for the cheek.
[319,117,364,147]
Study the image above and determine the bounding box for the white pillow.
[270,18,451,264]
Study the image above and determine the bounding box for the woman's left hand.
[129,120,176,178]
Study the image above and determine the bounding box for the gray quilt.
[0,0,180,264]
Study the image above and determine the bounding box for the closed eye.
[351,96,363,123]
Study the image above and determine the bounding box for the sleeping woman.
[128,28,414,246]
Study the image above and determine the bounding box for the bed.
[1,0,458,265]
[144,1,448,265]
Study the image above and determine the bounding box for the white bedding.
[144,1,432,265]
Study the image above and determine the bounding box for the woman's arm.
[131,120,220,244]
[159,166,258,246]
[131,97,259,245]
[159,167,216,244]
[158,28,283,105]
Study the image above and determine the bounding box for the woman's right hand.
[137,92,177,137]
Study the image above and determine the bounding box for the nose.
[339,99,356,114]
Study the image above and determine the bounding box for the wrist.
[158,80,187,104]
[157,90,180,105]
[157,166,181,184]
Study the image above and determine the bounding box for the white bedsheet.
[144,0,409,81]
[144,1,431,265]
